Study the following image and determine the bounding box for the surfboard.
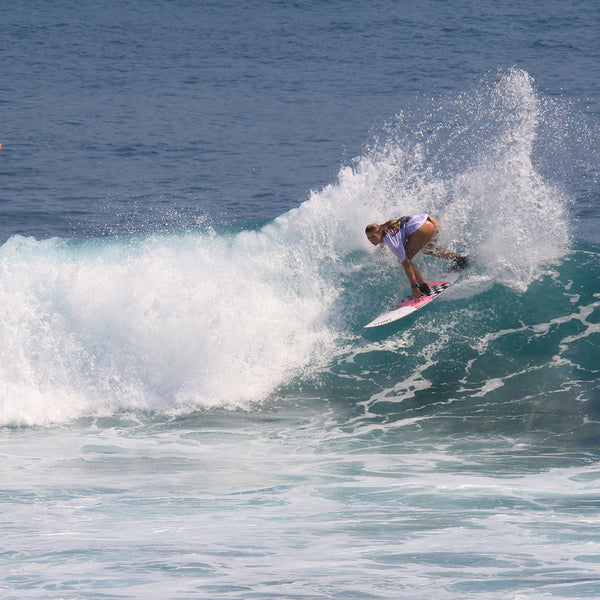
[364,271,460,328]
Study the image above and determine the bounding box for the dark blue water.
[2,0,599,240]
[1,1,599,599]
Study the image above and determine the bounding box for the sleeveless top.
[382,214,428,262]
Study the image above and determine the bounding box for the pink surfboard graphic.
[396,281,453,308]
[364,273,460,328]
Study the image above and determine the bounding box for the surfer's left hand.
[410,286,424,300]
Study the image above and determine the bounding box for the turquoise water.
[1,1,599,598]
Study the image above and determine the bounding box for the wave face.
[0,69,594,427]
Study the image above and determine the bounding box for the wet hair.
[365,219,406,236]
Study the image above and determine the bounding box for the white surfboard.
[364,271,460,328]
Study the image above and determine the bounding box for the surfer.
[365,215,469,300]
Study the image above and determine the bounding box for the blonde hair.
[365,218,407,236]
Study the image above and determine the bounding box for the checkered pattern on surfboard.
[395,281,452,307]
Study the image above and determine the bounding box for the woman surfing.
[365,215,469,300]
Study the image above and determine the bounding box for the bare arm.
[401,258,424,299]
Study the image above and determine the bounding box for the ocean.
[1,1,599,598]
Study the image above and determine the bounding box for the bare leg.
[406,216,458,261]
[423,244,458,260]
[402,216,469,298]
